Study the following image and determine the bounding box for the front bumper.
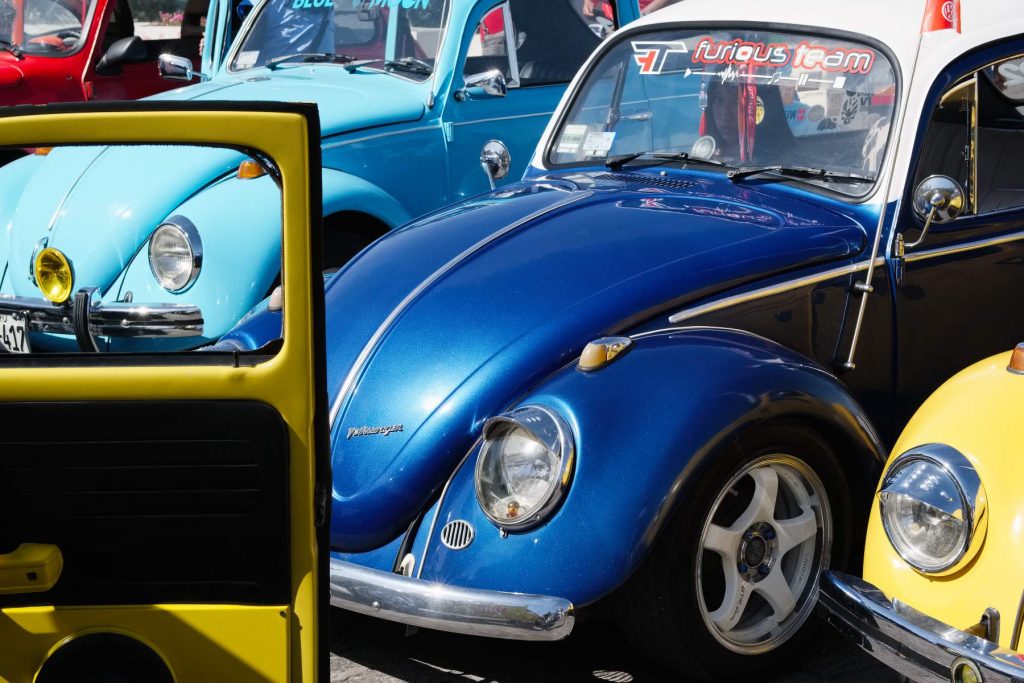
[329,558,575,642]
[820,572,1024,683]
[0,288,203,351]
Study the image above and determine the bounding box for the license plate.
[0,312,30,354]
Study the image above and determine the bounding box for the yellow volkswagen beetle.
[821,345,1024,683]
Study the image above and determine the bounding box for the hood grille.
[595,173,696,189]
[440,520,475,550]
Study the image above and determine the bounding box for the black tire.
[616,421,852,680]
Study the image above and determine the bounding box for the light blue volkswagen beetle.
[0,0,643,353]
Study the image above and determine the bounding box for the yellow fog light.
[34,248,74,303]
[952,658,982,683]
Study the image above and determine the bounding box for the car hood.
[324,171,872,551]
[2,145,244,297]
[149,67,426,138]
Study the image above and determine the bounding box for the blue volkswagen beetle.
[0,0,646,353]
[208,0,1024,678]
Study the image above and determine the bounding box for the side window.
[914,77,974,213]
[107,0,208,61]
[508,0,617,87]
[464,5,513,82]
[977,55,1024,213]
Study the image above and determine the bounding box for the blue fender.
[410,327,886,607]
[0,155,45,289]
[321,167,411,229]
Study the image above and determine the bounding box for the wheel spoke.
[733,466,779,530]
[709,565,753,632]
[704,523,739,560]
[755,568,797,621]
[775,506,818,554]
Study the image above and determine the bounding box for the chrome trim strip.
[329,190,593,426]
[0,292,203,338]
[330,558,574,641]
[47,147,109,234]
[415,439,479,579]
[667,258,886,324]
[820,572,1024,683]
[904,229,1024,264]
[452,111,555,127]
[322,125,440,150]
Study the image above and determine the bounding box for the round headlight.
[149,217,202,292]
[878,444,986,574]
[34,247,74,303]
[475,405,575,530]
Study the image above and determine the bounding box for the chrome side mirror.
[906,175,965,249]
[159,54,205,82]
[480,140,511,191]
[456,69,507,102]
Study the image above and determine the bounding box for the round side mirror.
[912,175,965,224]
[480,140,511,190]
[457,69,507,101]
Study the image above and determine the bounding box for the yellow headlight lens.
[35,248,74,303]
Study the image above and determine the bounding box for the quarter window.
[915,54,1024,217]
[977,56,1024,213]
[463,0,617,89]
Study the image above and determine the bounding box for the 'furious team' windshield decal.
[632,38,875,78]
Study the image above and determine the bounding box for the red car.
[0,0,205,105]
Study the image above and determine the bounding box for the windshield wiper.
[728,165,874,184]
[343,57,433,77]
[0,40,23,59]
[266,53,358,70]
[605,151,728,172]
[385,57,433,76]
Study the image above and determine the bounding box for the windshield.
[0,0,96,55]
[230,0,449,79]
[548,28,897,196]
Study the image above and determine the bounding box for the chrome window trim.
[328,190,593,426]
[667,257,886,325]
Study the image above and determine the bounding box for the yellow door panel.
[1,605,290,682]
[0,545,63,595]
[0,104,327,683]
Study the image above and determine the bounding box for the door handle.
[0,543,63,595]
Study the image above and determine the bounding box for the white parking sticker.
[557,124,589,154]
[582,131,616,157]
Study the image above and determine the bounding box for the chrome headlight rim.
[474,405,575,532]
[879,443,987,575]
[148,215,203,293]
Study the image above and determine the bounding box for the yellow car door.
[0,102,328,683]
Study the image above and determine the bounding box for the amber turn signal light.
[1008,343,1024,374]
[32,147,53,156]
[237,159,267,179]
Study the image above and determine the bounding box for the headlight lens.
[878,445,985,574]
[149,217,202,291]
[475,405,575,530]
[34,247,74,303]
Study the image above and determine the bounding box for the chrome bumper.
[819,572,1024,683]
[329,558,575,642]
[0,289,203,348]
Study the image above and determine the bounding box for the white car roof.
[635,0,1024,81]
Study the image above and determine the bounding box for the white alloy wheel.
[696,454,831,654]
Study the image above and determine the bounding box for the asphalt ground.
[329,608,895,683]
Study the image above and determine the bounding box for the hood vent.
[595,173,696,190]
[440,520,475,550]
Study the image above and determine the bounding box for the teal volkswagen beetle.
[0,0,646,353]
